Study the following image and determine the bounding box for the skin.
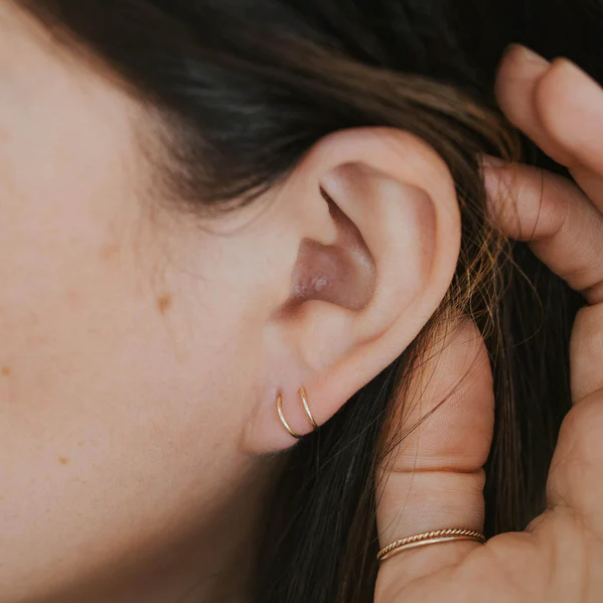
[375,46,603,602]
[0,3,460,602]
[2,2,602,601]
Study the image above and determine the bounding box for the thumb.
[375,319,494,601]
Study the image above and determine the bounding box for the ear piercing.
[276,387,319,439]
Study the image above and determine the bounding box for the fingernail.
[506,44,550,66]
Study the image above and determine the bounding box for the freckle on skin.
[99,243,120,262]
[67,290,80,306]
[157,293,173,315]
[1,366,11,377]
[58,456,69,465]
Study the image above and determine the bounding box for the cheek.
[0,26,266,593]
[0,197,257,460]
[0,178,260,592]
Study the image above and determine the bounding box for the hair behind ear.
[249,42,525,603]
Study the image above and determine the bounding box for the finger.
[497,46,603,208]
[484,161,603,304]
[375,319,494,600]
[570,306,603,406]
[495,45,573,167]
[544,314,603,539]
[534,59,603,184]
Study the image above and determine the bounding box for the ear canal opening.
[279,186,376,315]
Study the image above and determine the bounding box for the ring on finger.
[378,528,486,562]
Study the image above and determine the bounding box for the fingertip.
[495,48,579,168]
[481,156,518,219]
[496,44,550,86]
[504,44,550,67]
[535,58,603,171]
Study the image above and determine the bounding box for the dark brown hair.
[20,1,598,601]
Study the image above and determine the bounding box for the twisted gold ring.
[378,528,486,562]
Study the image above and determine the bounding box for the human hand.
[375,45,603,602]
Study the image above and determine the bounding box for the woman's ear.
[245,127,461,452]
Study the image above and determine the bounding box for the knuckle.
[560,397,603,466]
[571,306,603,376]
[574,304,603,331]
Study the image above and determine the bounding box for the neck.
[172,459,278,603]
[53,456,279,603]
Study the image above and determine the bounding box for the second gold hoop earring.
[276,393,302,440]
[276,387,319,440]
[299,387,318,430]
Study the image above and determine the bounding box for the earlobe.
[246,128,461,453]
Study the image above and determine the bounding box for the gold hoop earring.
[276,393,303,440]
[276,387,319,440]
[299,387,318,430]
